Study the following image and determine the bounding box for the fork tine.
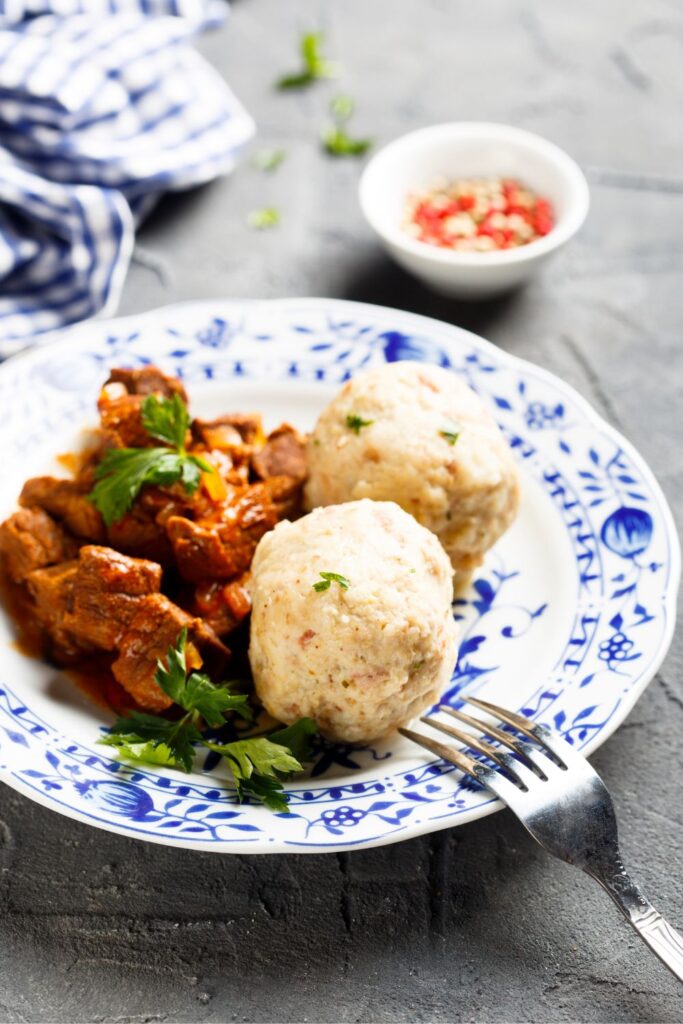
[399,727,524,805]
[439,706,543,774]
[462,695,566,767]
[399,727,488,786]
[419,715,539,787]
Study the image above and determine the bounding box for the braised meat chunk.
[107,507,175,566]
[64,545,162,650]
[192,412,263,448]
[97,391,154,449]
[165,483,279,583]
[20,477,105,541]
[251,424,307,484]
[106,367,188,401]
[112,594,229,711]
[0,508,77,583]
[25,561,88,664]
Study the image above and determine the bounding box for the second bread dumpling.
[249,499,457,744]
[304,361,520,575]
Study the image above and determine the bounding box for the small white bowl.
[359,122,589,299]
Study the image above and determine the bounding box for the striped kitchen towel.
[0,0,254,355]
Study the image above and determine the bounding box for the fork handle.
[592,866,683,982]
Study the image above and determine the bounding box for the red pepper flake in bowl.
[403,177,555,252]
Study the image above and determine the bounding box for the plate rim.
[0,296,679,854]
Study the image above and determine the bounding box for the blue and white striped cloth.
[0,0,254,354]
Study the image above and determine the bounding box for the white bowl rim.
[359,121,590,268]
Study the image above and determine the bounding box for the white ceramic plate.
[0,299,678,853]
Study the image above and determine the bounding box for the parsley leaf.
[247,207,280,230]
[252,148,286,173]
[206,737,303,812]
[154,627,253,726]
[153,625,189,703]
[181,673,252,728]
[269,717,317,761]
[88,393,213,525]
[313,571,350,592]
[237,773,291,813]
[276,31,339,89]
[346,413,373,433]
[89,448,209,526]
[102,711,202,772]
[439,424,461,445]
[98,736,180,768]
[141,393,189,448]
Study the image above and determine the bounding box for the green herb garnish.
[269,718,317,762]
[276,31,339,89]
[88,394,213,526]
[247,207,280,230]
[313,571,350,592]
[251,148,286,173]
[205,737,302,812]
[322,95,372,157]
[100,630,314,811]
[100,628,252,772]
[439,424,461,446]
[346,413,373,434]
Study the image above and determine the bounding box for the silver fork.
[400,696,683,983]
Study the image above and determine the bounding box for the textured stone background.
[1,1,683,1021]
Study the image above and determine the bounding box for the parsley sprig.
[100,630,315,812]
[313,571,350,592]
[276,31,339,90]
[88,393,213,526]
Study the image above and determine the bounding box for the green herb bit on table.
[346,413,373,433]
[251,148,286,173]
[313,571,350,592]
[99,629,315,812]
[88,394,213,526]
[247,207,280,230]
[276,31,339,89]
[322,95,372,157]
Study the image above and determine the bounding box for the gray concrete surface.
[1,1,683,1021]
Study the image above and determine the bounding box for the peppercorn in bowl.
[359,122,589,298]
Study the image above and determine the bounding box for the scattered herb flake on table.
[276,31,339,89]
[252,148,287,172]
[247,207,280,230]
[322,94,372,157]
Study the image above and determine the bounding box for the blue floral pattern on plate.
[0,299,678,853]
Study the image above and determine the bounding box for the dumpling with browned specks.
[248,499,457,744]
[304,361,520,577]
